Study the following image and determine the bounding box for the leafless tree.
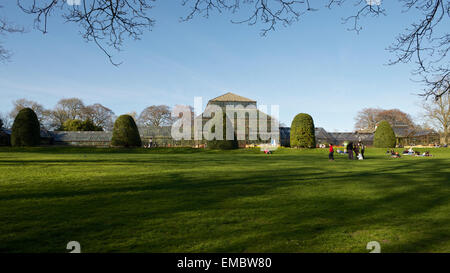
[0,112,13,129]
[376,109,416,128]
[50,97,85,129]
[422,92,450,144]
[4,1,449,97]
[354,107,383,130]
[9,98,51,127]
[0,5,24,62]
[138,105,173,127]
[385,0,449,98]
[82,103,116,131]
[355,107,416,130]
[16,0,155,65]
[182,0,448,97]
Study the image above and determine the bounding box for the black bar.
[0,253,448,272]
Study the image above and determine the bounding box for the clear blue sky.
[0,1,428,131]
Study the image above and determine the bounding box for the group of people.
[328,141,365,161]
[143,139,154,148]
[405,147,432,157]
[387,147,433,158]
[388,150,401,158]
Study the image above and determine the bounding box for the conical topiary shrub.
[11,108,41,146]
[374,120,396,148]
[290,113,316,148]
[111,115,142,147]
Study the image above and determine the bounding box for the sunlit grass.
[0,147,449,252]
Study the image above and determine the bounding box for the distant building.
[200,92,275,147]
[279,127,290,147]
[0,128,11,146]
[207,92,257,108]
[366,123,441,146]
[40,92,277,147]
[0,128,55,146]
[280,127,374,147]
[3,92,441,147]
[53,131,112,147]
[328,131,374,146]
[389,124,440,146]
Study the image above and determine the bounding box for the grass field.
[0,147,449,253]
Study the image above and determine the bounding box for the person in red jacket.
[329,143,334,161]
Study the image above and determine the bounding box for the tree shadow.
[0,151,449,252]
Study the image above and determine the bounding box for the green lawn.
[0,147,449,253]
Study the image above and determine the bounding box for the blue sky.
[0,1,429,131]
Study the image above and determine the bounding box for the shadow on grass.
[0,152,449,252]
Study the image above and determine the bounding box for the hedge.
[11,108,41,146]
[290,113,316,148]
[374,120,396,148]
[111,115,142,147]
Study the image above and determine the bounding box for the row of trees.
[5,107,142,147]
[0,98,182,132]
[2,98,115,131]
[354,108,416,131]
[354,94,450,144]
[6,108,234,149]
[0,107,417,149]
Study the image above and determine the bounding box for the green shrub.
[206,113,239,150]
[290,113,316,148]
[374,120,396,148]
[61,119,103,131]
[61,119,83,131]
[81,119,102,131]
[11,108,41,146]
[111,115,142,147]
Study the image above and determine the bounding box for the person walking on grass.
[347,141,354,160]
[329,143,334,161]
[360,142,365,159]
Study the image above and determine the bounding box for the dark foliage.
[11,108,40,146]
[61,119,103,131]
[111,115,142,147]
[290,113,316,148]
[374,120,396,148]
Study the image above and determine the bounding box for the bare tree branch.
[17,0,155,65]
[181,0,318,36]
[0,5,25,62]
[422,91,450,144]
[138,105,173,127]
[4,0,449,98]
[386,0,449,98]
